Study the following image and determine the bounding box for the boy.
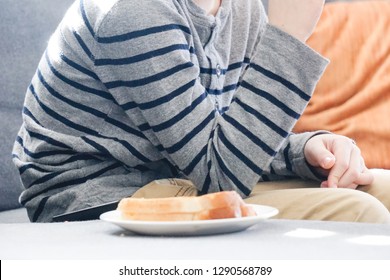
[13,0,390,222]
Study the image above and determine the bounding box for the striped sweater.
[12,0,328,222]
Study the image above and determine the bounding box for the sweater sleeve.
[266,131,331,182]
[93,3,329,196]
[211,25,329,193]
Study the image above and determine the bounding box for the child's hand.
[304,134,374,189]
[268,0,325,42]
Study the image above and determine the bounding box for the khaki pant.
[132,169,390,224]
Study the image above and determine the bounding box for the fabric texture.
[294,1,390,169]
[12,0,328,222]
[0,0,75,211]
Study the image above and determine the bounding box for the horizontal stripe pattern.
[240,80,301,119]
[97,24,192,44]
[250,63,311,102]
[95,44,192,66]
[13,0,324,222]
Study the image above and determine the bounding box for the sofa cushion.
[0,0,75,211]
[0,208,29,223]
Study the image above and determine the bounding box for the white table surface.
[1,218,390,260]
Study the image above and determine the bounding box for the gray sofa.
[1,0,390,260]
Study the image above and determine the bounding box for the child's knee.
[346,189,390,224]
[358,169,390,212]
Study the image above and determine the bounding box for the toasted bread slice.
[117,191,256,221]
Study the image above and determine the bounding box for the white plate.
[99,204,278,236]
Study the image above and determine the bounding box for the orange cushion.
[294,1,390,168]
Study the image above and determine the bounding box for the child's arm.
[268,0,325,42]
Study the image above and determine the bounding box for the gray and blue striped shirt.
[12,0,328,222]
